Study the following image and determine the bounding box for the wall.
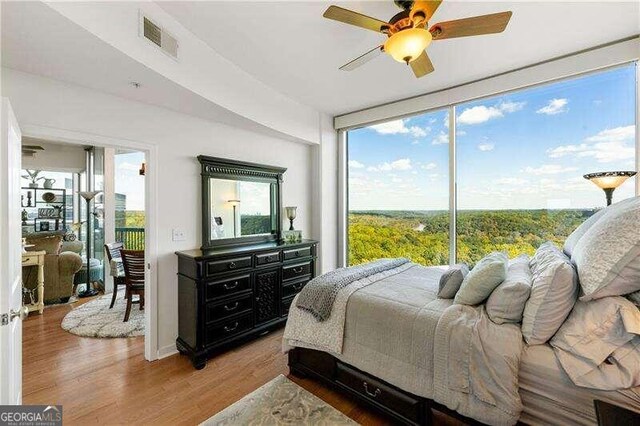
[21,140,86,172]
[2,68,314,356]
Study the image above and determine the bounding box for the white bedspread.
[283,264,523,425]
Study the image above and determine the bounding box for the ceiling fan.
[22,145,45,157]
[323,0,512,78]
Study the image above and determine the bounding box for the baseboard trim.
[157,344,178,360]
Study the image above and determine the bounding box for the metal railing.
[115,227,145,250]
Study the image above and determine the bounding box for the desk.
[22,250,46,315]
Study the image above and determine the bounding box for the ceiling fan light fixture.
[383,27,432,64]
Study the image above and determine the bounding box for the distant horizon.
[349,207,602,212]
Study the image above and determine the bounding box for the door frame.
[20,124,159,361]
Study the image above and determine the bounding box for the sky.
[348,64,637,211]
[115,152,145,210]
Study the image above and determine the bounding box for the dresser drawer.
[205,274,251,300]
[205,314,253,345]
[335,363,421,424]
[281,296,295,317]
[282,261,312,282]
[282,278,310,299]
[205,294,253,324]
[205,256,252,276]
[256,251,281,266]
[283,247,311,261]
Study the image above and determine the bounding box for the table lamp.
[583,171,636,206]
[285,206,297,231]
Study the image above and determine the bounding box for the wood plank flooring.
[23,301,391,425]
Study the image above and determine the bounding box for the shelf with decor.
[21,187,73,233]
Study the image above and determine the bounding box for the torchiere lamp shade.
[584,171,636,206]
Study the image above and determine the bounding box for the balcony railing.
[115,227,145,250]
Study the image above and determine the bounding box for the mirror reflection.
[209,178,272,239]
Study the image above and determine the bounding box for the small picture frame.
[282,230,302,244]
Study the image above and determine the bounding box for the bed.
[284,196,640,425]
[519,345,640,426]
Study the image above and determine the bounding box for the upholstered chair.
[23,234,83,303]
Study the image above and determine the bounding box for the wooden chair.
[120,250,145,322]
[105,242,127,309]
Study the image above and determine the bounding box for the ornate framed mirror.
[198,156,285,249]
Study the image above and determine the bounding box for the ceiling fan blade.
[339,46,383,71]
[430,11,512,40]
[22,145,45,151]
[410,0,443,23]
[323,5,389,33]
[410,51,435,78]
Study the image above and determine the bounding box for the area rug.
[201,374,357,425]
[61,294,144,338]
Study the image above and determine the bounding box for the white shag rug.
[61,294,144,338]
[201,375,357,426]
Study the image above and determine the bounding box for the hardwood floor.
[22,302,391,425]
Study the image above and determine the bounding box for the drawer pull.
[223,302,239,311]
[223,322,239,332]
[293,283,303,291]
[295,251,301,257]
[228,261,237,269]
[292,267,304,274]
[223,281,239,290]
[363,382,381,398]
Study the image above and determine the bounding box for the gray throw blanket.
[296,258,410,321]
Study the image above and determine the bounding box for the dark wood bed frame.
[288,347,487,426]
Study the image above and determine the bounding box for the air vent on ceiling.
[141,14,178,60]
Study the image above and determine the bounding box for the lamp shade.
[78,190,102,201]
[227,199,241,206]
[285,206,297,221]
[384,28,432,64]
[583,171,636,189]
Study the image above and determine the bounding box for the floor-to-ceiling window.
[348,108,450,266]
[346,63,637,266]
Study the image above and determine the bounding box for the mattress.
[519,344,640,425]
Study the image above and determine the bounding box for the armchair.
[23,234,83,303]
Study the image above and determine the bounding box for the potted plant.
[22,170,45,188]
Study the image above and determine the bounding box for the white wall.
[2,68,314,356]
[21,140,85,172]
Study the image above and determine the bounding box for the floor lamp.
[78,190,102,298]
[584,171,636,206]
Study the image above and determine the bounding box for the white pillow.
[438,263,469,299]
[573,196,640,301]
[563,208,607,257]
[454,252,507,306]
[522,242,578,345]
[486,254,532,324]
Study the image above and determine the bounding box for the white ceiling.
[1,1,309,142]
[158,1,640,115]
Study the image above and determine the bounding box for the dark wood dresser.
[176,239,318,369]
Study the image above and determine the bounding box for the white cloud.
[457,130,467,136]
[431,131,448,145]
[348,160,364,169]
[523,164,578,175]
[457,105,503,125]
[368,119,429,138]
[499,101,526,113]
[496,177,528,185]
[584,126,634,143]
[457,101,526,125]
[536,98,568,115]
[477,142,495,151]
[546,125,635,163]
[369,158,412,172]
[422,162,437,170]
[411,140,421,145]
